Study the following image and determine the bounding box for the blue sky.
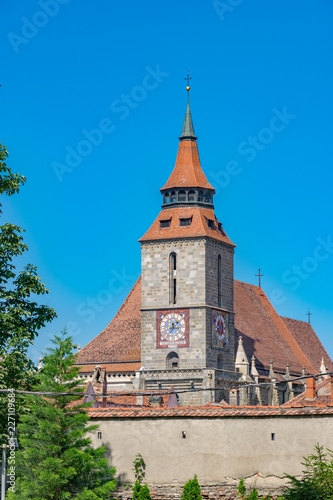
[1,0,333,364]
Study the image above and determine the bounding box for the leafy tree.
[0,142,56,443]
[283,443,333,500]
[7,330,116,499]
[181,475,202,500]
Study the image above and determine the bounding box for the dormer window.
[179,217,192,226]
[218,222,223,233]
[207,219,215,230]
[160,218,171,228]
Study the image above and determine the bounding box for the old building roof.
[88,404,333,419]
[281,316,333,373]
[160,140,214,192]
[76,277,332,377]
[139,206,235,245]
[76,276,141,365]
[234,280,317,376]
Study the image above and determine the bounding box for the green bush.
[237,478,247,499]
[181,475,202,500]
[248,489,258,500]
[283,443,333,500]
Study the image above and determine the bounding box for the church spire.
[179,85,197,141]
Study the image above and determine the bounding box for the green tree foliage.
[181,475,202,500]
[7,331,116,499]
[132,480,142,500]
[138,484,152,500]
[133,453,146,484]
[237,478,247,499]
[283,443,333,500]
[0,142,56,443]
[248,489,258,500]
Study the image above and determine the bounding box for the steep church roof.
[160,92,214,192]
[139,206,235,245]
[76,277,332,376]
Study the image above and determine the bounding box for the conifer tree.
[181,475,202,500]
[7,331,116,499]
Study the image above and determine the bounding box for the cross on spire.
[255,268,264,288]
[185,70,191,91]
[306,307,312,324]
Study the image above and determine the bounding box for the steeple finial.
[180,71,197,141]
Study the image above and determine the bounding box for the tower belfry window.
[170,252,177,304]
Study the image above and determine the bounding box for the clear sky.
[1,0,333,364]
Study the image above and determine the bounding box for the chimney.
[305,377,316,400]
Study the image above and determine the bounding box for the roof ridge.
[253,287,317,374]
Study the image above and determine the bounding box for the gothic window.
[163,193,170,204]
[171,191,177,202]
[198,191,204,202]
[170,252,177,304]
[188,190,196,201]
[178,190,186,202]
[167,351,179,369]
[218,254,222,307]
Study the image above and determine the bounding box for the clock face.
[160,313,186,342]
[214,314,225,341]
[157,309,189,349]
[212,310,229,349]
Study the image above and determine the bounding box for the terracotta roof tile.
[139,207,235,245]
[281,317,333,372]
[87,404,333,418]
[76,277,332,380]
[234,280,317,375]
[160,140,215,192]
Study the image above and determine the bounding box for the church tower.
[139,85,237,403]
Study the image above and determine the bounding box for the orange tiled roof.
[160,140,215,192]
[281,317,333,373]
[76,277,332,378]
[88,404,333,418]
[139,206,235,245]
[234,280,316,375]
[282,377,332,408]
[78,362,141,373]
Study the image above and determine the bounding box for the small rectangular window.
[207,219,215,230]
[160,219,171,228]
[97,432,102,439]
[271,433,275,441]
[179,218,192,226]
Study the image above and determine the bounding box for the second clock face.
[157,309,189,349]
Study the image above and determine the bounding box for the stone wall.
[90,414,333,498]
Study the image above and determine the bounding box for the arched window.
[205,193,212,204]
[218,255,222,307]
[167,351,179,369]
[163,193,170,204]
[171,191,177,202]
[217,353,223,370]
[178,190,186,202]
[170,252,177,304]
[198,191,204,202]
[188,190,196,202]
